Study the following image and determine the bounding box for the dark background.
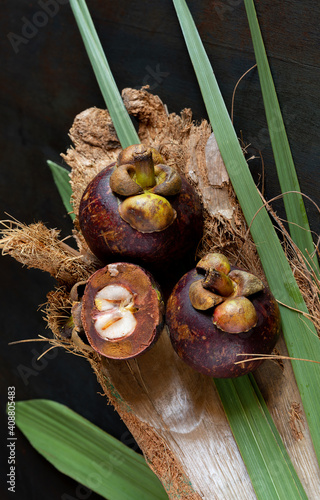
[1,1,319,499]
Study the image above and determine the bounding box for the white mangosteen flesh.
[94,285,137,340]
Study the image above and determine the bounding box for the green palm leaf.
[172,0,320,477]
[215,375,307,499]
[47,160,75,220]
[69,0,140,148]
[14,399,167,500]
[244,0,319,276]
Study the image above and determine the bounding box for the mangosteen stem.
[134,149,156,189]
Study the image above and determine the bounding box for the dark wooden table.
[1,1,319,499]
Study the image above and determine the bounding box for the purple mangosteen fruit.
[166,253,281,378]
[81,262,164,360]
[79,144,203,266]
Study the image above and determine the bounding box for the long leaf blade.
[172,0,320,474]
[69,0,140,148]
[14,399,167,500]
[244,0,319,275]
[215,376,307,499]
[47,160,75,220]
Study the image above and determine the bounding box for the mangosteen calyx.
[110,144,182,233]
[191,253,265,334]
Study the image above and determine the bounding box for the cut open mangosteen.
[166,253,281,378]
[79,144,203,267]
[81,262,164,360]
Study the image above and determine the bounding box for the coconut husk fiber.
[1,87,320,499]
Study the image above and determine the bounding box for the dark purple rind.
[166,268,281,378]
[79,163,203,266]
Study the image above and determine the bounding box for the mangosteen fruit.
[80,262,164,360]
[79,144,202,266]
[166,253,281,378]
